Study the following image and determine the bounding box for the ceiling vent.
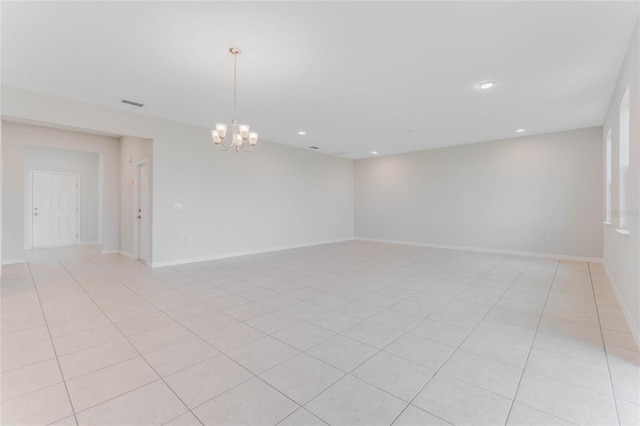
[121,99,144,107]
[309,146,320,150]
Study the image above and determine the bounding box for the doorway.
[31,171,79,248]
[134,161,150,263]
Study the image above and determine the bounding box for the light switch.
[173,202,183,210]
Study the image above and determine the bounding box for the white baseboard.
[604,263,640,350]
[151,238,354,268]
[355,237,603,263]
[79,241,100,246]
[101,249,120,255]
[2,258,26,265]
[120,250,134,259]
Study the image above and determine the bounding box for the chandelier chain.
[233,51,238,122]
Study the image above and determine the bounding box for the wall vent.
[121,99,144,107]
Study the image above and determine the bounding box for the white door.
[32,171,78,248]
[136,162,149,263]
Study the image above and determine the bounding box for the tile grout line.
[514,346,619,397]
[505,262,622,424]
[72,379,171,418]
[1,357,61,377]
[503,258,560,424]
[0,322,51,337]
[510,401,580,425]
[587,262,622,426]
[275,408,329,426]
[24,255,80,426]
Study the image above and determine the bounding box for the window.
[605,128,612,223]
[619,87,630,230]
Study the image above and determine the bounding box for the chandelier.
[212,47,258,152]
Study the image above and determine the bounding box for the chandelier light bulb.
[212,130,221,144]
[249,132,258,146]
[239,124,250,139]
[215,124,227,139]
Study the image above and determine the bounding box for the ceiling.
[2,1,638,159]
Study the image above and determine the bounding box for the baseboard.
[355,237,604,263]
[120,250,134,259]
[79,241,100,246]
[151,238,354,268]
[604,262,640,350]
[2,258,26,265]
[101,249,120,255]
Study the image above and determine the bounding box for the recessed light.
[477,81,495,90]
[298,130,307,135]
[515,129,525,133]
[371,151,379,155]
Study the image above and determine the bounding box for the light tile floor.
[1,241,639,425]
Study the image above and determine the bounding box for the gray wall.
[2,121,120,262]
[355,127,603,258]
[24,146,99,245]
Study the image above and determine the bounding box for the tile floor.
[1,241,638,425]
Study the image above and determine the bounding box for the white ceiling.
[2,1,638,159]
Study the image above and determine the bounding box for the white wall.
[2,121,120,262]
[603,19,639,344]
[24,146,100,245]
[120,136,153,258]
[1,87,355,265]
[355,127,603,259]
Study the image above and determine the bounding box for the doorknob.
[137,216,141,219]
[34,213,39,216]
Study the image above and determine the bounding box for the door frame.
[27,170,80,249]
[132,159,150,263]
